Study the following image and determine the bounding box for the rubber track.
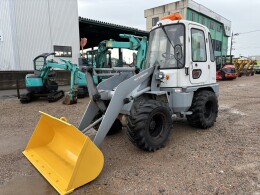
[48,90,64,102]
[20,93,32,104]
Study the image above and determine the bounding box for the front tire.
[107,119,122,135]
[93,114,122,135]
[187,90,218,129]
[127,99,172,151]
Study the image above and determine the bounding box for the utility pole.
[229,32,239,63]
[229,30,260,61]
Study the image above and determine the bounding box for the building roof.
[79,17,149,48]
[144,0,231,36]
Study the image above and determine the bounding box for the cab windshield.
[144,24,185,69]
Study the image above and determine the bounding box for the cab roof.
[152,19,209,32]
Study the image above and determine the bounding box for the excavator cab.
[26,53,56,88]
[20,53,64,103]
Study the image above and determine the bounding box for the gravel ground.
[0,75,259,195]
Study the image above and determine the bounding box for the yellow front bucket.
[23,111,104,195]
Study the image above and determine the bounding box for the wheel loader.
[23,13,219,194]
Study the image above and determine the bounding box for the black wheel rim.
[149,113,165,138]
[204,101,213,118]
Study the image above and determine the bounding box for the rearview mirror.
[174,44,183,60]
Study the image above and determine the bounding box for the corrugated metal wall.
[0,0,79,70]
[15,0,52,70]
[0,0,17,70]
[49,0,80,64]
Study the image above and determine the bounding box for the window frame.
[209,20,215,30]
[215,40,222,52]
[201,17,206,25]
[191,28,207,62]
[216,24,222,32]
[152,17,159,26]
[147,23,186,70]
[208,33,215,62]
[191,12,195,22]
[54,45,72,57]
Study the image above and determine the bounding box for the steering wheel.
[162,52,174,59]
[162,52,176,66]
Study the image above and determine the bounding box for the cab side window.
[191,29,207,62]
[208,33,215,62]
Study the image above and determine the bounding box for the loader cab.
[145,17,216,88]
[145,23,185,69]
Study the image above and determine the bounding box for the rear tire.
[187,90,218,129]
[127,99,172,151]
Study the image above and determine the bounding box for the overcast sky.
[78,0,260,57]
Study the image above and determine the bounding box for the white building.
[0,0,80,70]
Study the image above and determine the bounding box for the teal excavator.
[20,34,148,104]
[78,34,148,97]
[20,53,86,104]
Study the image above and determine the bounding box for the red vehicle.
[216,55,238,80]
[216,65,238,80]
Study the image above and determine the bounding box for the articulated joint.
[93,94,101,101]
[123,97,132,104]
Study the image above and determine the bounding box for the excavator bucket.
[23,111,104,195]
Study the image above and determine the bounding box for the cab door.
[189,24,210,84]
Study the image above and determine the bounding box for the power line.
[235,47,260,50]
[232,42,260,48]
[235,44,260,47]
[236,30,260,35]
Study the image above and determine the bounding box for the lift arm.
[95,34,148,70]
[39,58,86,104]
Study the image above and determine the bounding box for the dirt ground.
[0,75,259,195]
